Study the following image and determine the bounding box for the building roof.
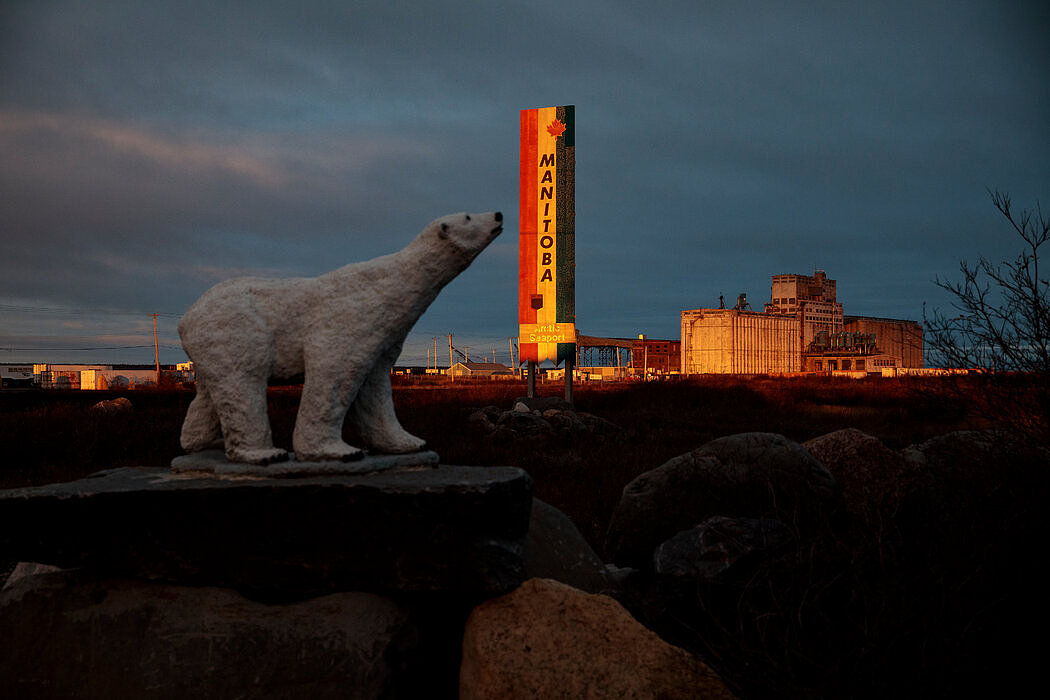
[844,315,920,324]
[683,308,796,319]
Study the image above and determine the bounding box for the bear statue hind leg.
[294,440,364,463]
[207,373,289,465]
[180,383,224,453]
[349,349,427,454]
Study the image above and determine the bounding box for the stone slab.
[171,448,440,476]
[0,465,532,599]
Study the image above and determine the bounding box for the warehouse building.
[681,308,801,374]
[682,269,923,375]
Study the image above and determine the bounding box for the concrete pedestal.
[0,464,533,600]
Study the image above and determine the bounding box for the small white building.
[447,362,513,378]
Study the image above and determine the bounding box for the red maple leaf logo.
[546,119,566,138]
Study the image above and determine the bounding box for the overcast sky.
[2,0,1047,366]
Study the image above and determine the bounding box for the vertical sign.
[519,105,575,365]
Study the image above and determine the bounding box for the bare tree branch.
[925,190,1050,374]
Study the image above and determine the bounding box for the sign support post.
[564,356,573,404]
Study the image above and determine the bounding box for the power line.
[0,344,182,352]
[0,303,182,318]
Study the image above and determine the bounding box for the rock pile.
[467,396,624,440]
[606,432,840,569]
[5,427,1037,697]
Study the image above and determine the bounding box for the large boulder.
[1,560,62,590]
[89,397,133,414]
[654,516,792,581]
[0,569,412,699]
[523,499,609,594]
[898,430,1050,551]
[803,428,922,517]
[460,578,736,699]
[901,429,1049,479]
[606,433,840,567]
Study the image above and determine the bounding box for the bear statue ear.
[439,222,450,239]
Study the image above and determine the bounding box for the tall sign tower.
[519,105,575,399]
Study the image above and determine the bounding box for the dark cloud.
[1,0,1048,363]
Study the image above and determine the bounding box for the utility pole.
[448,333,454,383]
[509,337,515,375]
[151,312,160,386]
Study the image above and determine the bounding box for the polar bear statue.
[178,211,503,465]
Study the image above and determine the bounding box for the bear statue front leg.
[350,350,426,454]
[210,375,289,465]
[293,355,365,462]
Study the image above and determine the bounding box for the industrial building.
[682,270,923,375]
[844,316,923,369]
[764,270,845,348]
[681,309,802,374]
[802,331,901,372]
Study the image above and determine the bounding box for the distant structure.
[631,335,681,374]
[574,333,681,377]
[576,334,633,369]
[682,270,923,375]
[0,363,188,390]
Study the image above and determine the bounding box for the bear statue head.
[430,211,503,265]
